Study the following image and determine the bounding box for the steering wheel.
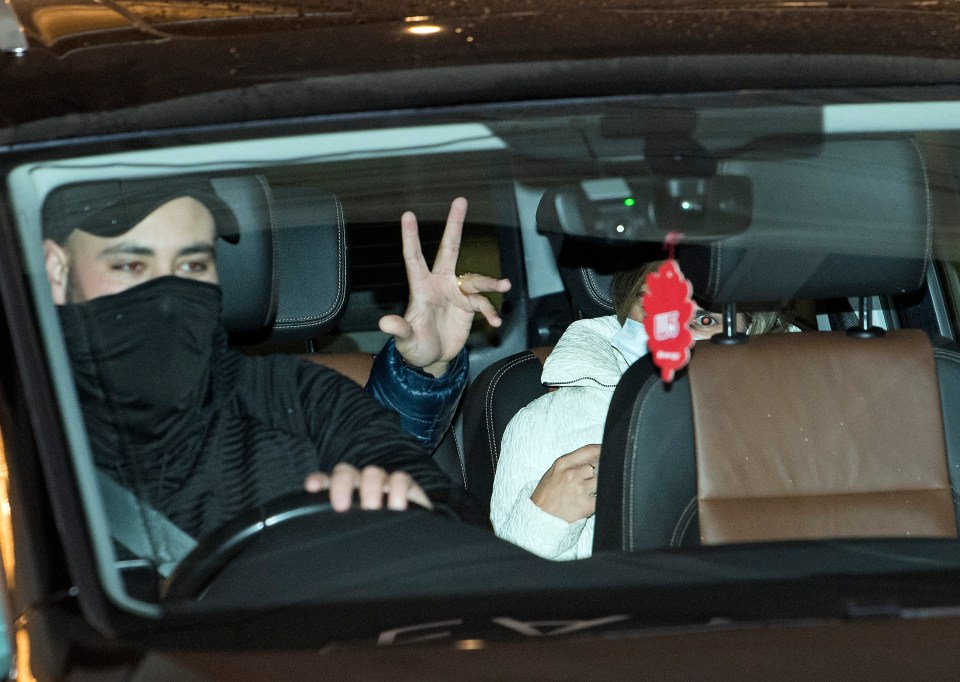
[160,490,461,601]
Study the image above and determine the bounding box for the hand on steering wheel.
[303,463,432,512]
[160,487,444,601]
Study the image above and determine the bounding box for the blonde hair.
[742,310,796,335]
[610,260,664,325]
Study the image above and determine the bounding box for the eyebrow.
[97,241,216,259]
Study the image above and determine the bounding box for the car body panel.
[4,0,960,133]
[136,615,960,681]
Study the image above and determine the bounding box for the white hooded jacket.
[490,315,630,560]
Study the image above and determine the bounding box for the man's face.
[44,196,219,305]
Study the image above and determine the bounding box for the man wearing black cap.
[42,176,509,543]
[43,182,236,303]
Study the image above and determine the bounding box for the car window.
[7,93,960,624]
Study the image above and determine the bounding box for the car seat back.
[196,174,278,335]
[461,347,553,510]
[260,184,468,482]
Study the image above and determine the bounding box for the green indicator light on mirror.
[624,198,636,206]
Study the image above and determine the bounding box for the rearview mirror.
[540,175,752,243]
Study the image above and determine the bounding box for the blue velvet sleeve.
[365,338,468,449]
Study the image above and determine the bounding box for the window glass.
[10,95,960,617]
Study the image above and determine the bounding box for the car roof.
[3,0,960,143]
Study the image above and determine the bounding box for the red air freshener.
[641,259,695,383]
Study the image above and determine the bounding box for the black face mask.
[59,277,223,448]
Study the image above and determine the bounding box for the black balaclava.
[58,276,223,477]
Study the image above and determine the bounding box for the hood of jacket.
[540,315,630,389]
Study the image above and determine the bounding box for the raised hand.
[378,197,511,377]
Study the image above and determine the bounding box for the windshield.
[9,90,960,627]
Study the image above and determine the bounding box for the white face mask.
[610,318,649,366]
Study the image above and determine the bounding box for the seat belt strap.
[96,470,197,577]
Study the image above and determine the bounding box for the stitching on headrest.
[910,138,934,293]
[935,347,960,364]
[577,269,613,313]
[579,269,603,307]
[275,193,347,328]
[485,354,538,469]
[671,497,697,547]
[255,174,279,329]
[587,270,613,307]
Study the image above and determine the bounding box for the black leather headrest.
[560,266,615,317]
[207,174,277,333]
[537,194,613,316]
[678,138,932,305]
[268,184,349,342]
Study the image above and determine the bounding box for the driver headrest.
[213,175,278,334]
[267,184,349,342]
[213,179,350,342]
[678,138,932,305]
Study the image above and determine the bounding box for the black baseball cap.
[42,176,241,245]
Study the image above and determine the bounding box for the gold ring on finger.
[457,273,473,297]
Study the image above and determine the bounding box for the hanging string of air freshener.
[641,232,695,383]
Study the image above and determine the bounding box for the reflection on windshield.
[13,98,960,612]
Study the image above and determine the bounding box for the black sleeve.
[294,360,452,493]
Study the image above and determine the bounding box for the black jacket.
[60,279,452,538]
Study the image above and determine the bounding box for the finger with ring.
[589,463,598,477]
[457,273,473,297]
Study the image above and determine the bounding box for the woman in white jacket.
[489,262,791,560]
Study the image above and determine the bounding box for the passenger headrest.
[212,175,278,334]
[267,184,349,342]
[537,196,616,316]
[678,138,932,305]
[560,266,615,317]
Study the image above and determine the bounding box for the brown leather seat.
[690,330,955,543]
[302,352,375,388]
